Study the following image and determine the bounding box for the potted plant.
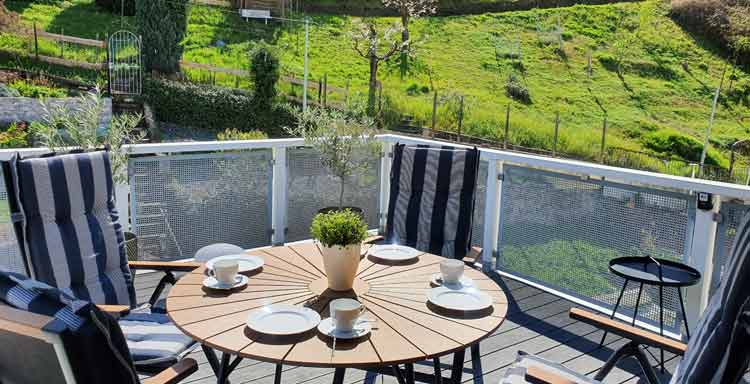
[286,106,381,214]
[311,209,368,291]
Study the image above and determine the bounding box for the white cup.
[330,298,365,332]
[440,259,465,284]
[211,259,239,286]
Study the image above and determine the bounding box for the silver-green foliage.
[33,88,144,184]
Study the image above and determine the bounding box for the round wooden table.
[166,242,508,384]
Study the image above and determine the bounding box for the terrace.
[1,133,749,383]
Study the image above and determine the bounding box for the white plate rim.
[206,254,265,273]
[368,245,420,261]
[428,286,492,311]
[246,304,321,336]
[203,275,249,290]
[317,317,372,339]
[430,273,474,288]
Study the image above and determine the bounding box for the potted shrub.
[311,209,368,291]
[286,106,381,214]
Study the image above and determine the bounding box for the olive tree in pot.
[286,105,381,216]
[311,209,368,291]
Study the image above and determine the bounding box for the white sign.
[239,9,271,19]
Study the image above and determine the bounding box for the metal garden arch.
[108,30,142,95]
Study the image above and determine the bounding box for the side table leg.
[677,287,690,339]
[600,279,629,346]
[332,368,346,384]
[631,282,644,326]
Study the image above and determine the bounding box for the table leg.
[392,366,408,384]
[217,352,230,384]
[275,364,283,384]
[600,279,628,346]
[405,363,416,384]
[631,282,644,326]
[677,287,690,339]
[202,345,222,376]
[333,368,346,384]
[201,345,243,384]
[433,358,443,384]
[470,344,483,384]
[451,349,466,384]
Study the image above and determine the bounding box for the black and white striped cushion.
[386,144,480,259]
[671,212,750,384]
[6,151,136,307]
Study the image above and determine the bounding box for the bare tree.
[350,19,407,115]
[382,0,436,47]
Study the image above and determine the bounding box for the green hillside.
[2,0,749,162]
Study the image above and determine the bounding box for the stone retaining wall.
[0,97,112,130]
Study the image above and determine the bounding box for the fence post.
[344,80,350,105]
[60,28,64,59]
[504,104,510,150]
[32,22,39,59]
[457,96,464,142]
[600,114,608,164]
[105,33,111,96]
[378,141,394,234]
[587,51,592,79]
[481,159,502,272]
[684,196,720,334]
[323,74,328,107]
[271,147,288,245]
[431,91,438,133]
[378,82,383,113]
[317,78,322,105]
[553,111,560,157]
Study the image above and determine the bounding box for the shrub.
[217,128,268,141]
[250,47,279,107]
[310,209,368,248]
[0,122,29,148]
[8,80,67,98]
[136,0,188,74]
[505,73,531,104]
[142,77,292,136]
[95,0,135,16]
[641,130,727,167]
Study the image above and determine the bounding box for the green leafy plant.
[217,128,268,141]
[136,0,188,74]
[32,88,144,184]
[0,122,29,148]
[286,105,381,208]
[311,209,368,248]
[9,80,67,98]
[250,47,279,108]
[505,73,531,104]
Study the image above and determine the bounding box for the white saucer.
[428,286,493,311]
[430,273,474,288]
[206,254,264,273]
[203,275,249,290]
[368,245,420,262]
[247,304,321,336]
[317,317,372,339]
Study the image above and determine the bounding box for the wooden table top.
[166,242,508,369]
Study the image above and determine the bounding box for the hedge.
[142,77,293,136]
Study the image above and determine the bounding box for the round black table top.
[608,256,701,287]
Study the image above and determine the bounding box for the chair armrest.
[462,246,482,266]
[569,308,687,355]
[525,366,580,384]
[363,235,384,245]
[96,304,130,317]
[142,358,198,384]
[0,304,51,341]
[128,261,201,272]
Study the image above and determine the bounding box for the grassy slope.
[3,0,749,161]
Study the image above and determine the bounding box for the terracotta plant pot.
[319,243,361,291]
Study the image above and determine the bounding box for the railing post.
[684,194,720,334]
[481,159,502,272]
[378,141,394,234]
[271,147,288,245]
[115,183,130,232]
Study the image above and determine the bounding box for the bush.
[95,0,135,16]
[217,128,268,141]
[250,47,279,107]
[142,77,293,136]
[136,0,188,74]
[505,73,531,104]
[641,130,727,167]
[310,209,368,248]
[0,122,29,148]
[8,80,67,98]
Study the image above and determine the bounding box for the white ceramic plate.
[430,273,474,288]
[368,245,420,262]
[246,304,321,336]
[428,286,493,311]
[317,317,372,340]
[203,275,249,290]
[206,254,264,273]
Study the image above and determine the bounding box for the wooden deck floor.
[134,271,748,384]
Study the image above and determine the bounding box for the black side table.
[601,256,701,372]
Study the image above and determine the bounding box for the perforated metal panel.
[497,165,695,332]
[0,168,23,274]
[470,160,488,248]
[712,202,750,294]
[286,147,380,242]
[129,150,272,260]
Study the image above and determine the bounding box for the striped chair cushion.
[671,212,750,384]
[500,352,599,384]
[6,150,136,307]
[119,311,196,370]
[386,144,480,259]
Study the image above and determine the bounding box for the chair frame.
[0,303,197,384]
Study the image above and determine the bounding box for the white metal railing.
[2,133,750,340]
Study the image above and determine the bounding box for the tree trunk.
[401,12,410,47]
[338,176,345,209]
[368,56,379,116]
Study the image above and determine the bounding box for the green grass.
[2,0,749,162]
